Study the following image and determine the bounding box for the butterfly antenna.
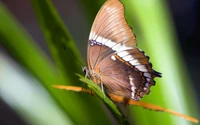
[63,47,85,67]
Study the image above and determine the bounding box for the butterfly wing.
[87,0,137,70]
[87,0,161,101]
[97,48,161,100]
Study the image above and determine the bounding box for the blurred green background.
[0,0,199,125]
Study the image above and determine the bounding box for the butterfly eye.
[82,66,89,76]
[82,67,86,74]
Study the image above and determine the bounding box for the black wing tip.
[153,70,162,77]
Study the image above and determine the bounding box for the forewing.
[87,0,137,70]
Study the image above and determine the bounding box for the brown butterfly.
[53,0,199,122]
[83,0,161,101]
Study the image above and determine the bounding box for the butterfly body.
[85,0,161,101]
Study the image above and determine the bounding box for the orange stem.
[52,85,199,123]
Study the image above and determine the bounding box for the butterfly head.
[82,66,102,85]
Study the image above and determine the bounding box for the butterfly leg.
[98,76,106,100]
[99,81,106,100]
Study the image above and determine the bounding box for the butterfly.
[53,0,199,123]
[83,0,161,101]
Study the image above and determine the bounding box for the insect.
[83,0,161,101]
[53,0,198,123]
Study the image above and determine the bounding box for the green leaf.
[77,74,130,125]
[122,0,199,124]
[0,2,72,123]
[0,1,110,125]
[31,0,111,124]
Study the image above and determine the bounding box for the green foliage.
[122,0,199,125]
[0,1,110,125]
[0,0,199,125]
[77,74,131,125]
